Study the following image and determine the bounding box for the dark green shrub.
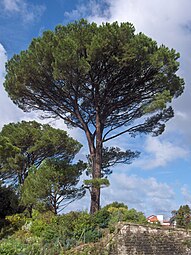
[0,184,19,219]
[83,228,102,243]
[30,210,56,237]
[94,207,111,228]
[123,208,147,224]
[73,211,94,239]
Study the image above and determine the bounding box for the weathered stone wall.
[109,223,191,255]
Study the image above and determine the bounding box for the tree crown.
[0,120,82,185]
[4,19,184,142]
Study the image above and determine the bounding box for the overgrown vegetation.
[0,202,147,255]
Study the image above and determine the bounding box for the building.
[147,215,170,226]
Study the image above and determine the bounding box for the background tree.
[0,121,82,186]
[4,19,184,213]
[174,205,191,229]
[0,182,19,219]
[21,159,86,215]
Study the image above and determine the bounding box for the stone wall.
[109,223,191,255]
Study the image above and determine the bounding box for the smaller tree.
[0,121,82,186]
[21,159,86,215]
[174,205,191,229]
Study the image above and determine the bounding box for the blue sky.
[0,0,191,218]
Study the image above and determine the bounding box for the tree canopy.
[0,121,82,186]
[4,19,184,213]
[173,205,191,229]
[21,159,86,214]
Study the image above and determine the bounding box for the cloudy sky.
[0,0,191,218]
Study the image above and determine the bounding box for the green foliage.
[0,239,26,255]
[0,237,41,255]
[4,19,184,133]
[6,213,26,230]
[123,208,147,224]
[93,207,111,228]
[28,210,55,237]
[0,121,82,186]
[0,183,19,219]
[103,202,128,210]
[21,158,86,214]
[84,178,110,189]
[0,202,148,254]
[174,205,191,229]
[102,204,147,230]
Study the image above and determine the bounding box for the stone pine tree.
[21,159,86,215]
[0,121,82,186]
[4,19,184,213]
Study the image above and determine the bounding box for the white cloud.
[136,137,189,170]
[3,0,20,12]
[0,44,22,128]
[2,0,46,22]
[181,185,191,205]
[64,0,110,22]
[64,173,177,217]
[0,43,42,130]
[101,173,176,216]
[88,0,191,48]
[0,44,6,75]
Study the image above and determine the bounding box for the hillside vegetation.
[0,202,147,255]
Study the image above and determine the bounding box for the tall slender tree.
[4,20,184,213]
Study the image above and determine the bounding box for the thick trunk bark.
[90,109,103,214]
[90,185,100,214]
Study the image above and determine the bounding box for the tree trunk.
[90,109,103,214]
[53,195,58,215]
[89,147,102,214]
[83,104,103,214]
[90,185,100,214]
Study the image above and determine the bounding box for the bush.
[123,208,147,224]
[30,210,55,237]
[0,238,41,255]
[73,211,94,240]
[0,203,147,254]
[6,213,26,230]
[83,228,102,243]
[94,207,111,228]
[103,202,128,210]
